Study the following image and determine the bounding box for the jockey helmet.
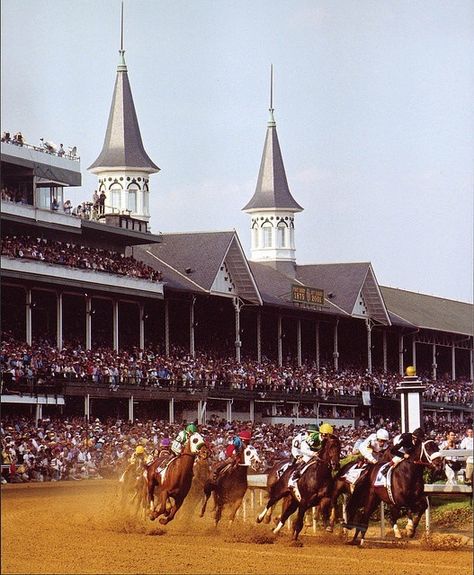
[376,429,389,441]
[186,423,197,434]
[306,424,319,432]
[233,436,243,449]
[135,445,145,455]
[412,428,425,439]
[319,423,334,435]
[160,437,171,447]
[238,430,252,442]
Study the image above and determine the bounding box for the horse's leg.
[214,494,224,527]
[407,498,428,538]
[160,496,183,524]
[348,491,379,546]
[319,496,332,532]
[228,496,243,524]
[256,489,284,524]
[151,489,169,522]
[273,497,298,535]
[199,488,212,518]
[292,505,306,541]
[389,506,403,539]
[328,480,346,531]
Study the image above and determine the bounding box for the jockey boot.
[381,463,393,476]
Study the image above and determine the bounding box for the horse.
[344,439,444,546]
[146,431,205,524]
[260,435,341,541]
[255,458,295,526]
[200,444,260,526]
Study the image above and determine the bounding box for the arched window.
[252,222,259,248]
[143,190,149,215]
[263,223,273,248]
[110,186,121,211]
[277,222,288,248]
[127,184,139,213]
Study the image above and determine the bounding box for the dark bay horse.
[200,445,260,526]
[256,458,295,525]
[146,432,205,524]
[266,435,341,540]
[344,439,444,545]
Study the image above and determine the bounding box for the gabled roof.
[132,231,262,304]
[242,113,302,213]
[380,286,474,336]
[88,52,159,173]
[296,262,391,325]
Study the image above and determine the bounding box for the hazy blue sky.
[2,0,473,302]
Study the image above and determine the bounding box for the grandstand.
[1,28,472,430]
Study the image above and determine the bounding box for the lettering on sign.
[291,285,325,306]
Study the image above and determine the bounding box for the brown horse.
[200,445,260,526]
[344,439,444,545]
[255,458,295,525]
[267,434,341,540]
[146,432,205,524]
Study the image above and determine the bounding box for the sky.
[1,0,473,303]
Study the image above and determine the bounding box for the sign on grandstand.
[291,285,325,306]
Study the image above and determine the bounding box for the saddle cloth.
[276,461,292,479]
[343,464,366,485]
[373,463,391,487]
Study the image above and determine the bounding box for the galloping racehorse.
[146,432,205,524]
[200,445,260,526]
[344,439,444,545]
[260,435,341,540]
[255,458,295,526]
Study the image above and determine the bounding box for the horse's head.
[186,432,205,455]
[197,442,210,461]
[321,434,341,471]
[243,445,260,470]
[419,439,444,471]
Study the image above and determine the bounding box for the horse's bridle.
[413,440,442,467]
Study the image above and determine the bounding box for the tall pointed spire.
[242,68,303,274]
[88,1,158,173]
[88,1,159,224]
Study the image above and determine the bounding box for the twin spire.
[88,2,159,173]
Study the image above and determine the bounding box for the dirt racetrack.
[1,479,472,575]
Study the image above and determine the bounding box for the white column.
[198,400,206,424]
[398,334,404,376]
[139,303,145,350]
[470,346,473,382]
[85,296,92,351]
[113,300,119,351]
[226,399,233,422]
[249,399,255,423]
[56,292,63,351]
[233,298,242,363]
[315,320,320,372]
[432,343,437,380]
[26,289,33,346]
[333,320,339,371]
[169,397,175,424]
[383,330,388,373]
[35,404,43,424]
[189,296,196,358]
[366,319,372,374]
[296,318,302,367]
[451,345,456,381]
[256,311,261,364]
[278,313,283,367]
[84,394,90,419]
[164,299,170,357]
[128,396,134,423]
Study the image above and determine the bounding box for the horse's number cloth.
[343,464,365,485]
[373,463,390,486]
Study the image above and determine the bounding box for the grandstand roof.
[88,51,159,173]
[132,231,262,304]
[242,113,302,213]
[380,286,474,336]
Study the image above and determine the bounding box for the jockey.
[158,437,172,457]
[381,427,425,475]
[358,428,390,465]
[289,423,333,483]
[171,423,198,456]
[211,429,252,483]
[119,444,147,482]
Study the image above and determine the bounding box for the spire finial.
[118,1,127,70]
[268,64,276,126]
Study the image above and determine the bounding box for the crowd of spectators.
[1,235,162,282]
[1,337,472,408]
[1,185,28,205]
[1,414,472,485]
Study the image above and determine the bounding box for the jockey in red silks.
[211,429,252,483]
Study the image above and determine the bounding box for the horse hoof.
[326,526,333,533]
[159,517,168,525]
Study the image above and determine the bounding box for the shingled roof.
[132,231,262,304]
[88,51,159,173]
[380,287,473,336]
[242,112,302,212]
